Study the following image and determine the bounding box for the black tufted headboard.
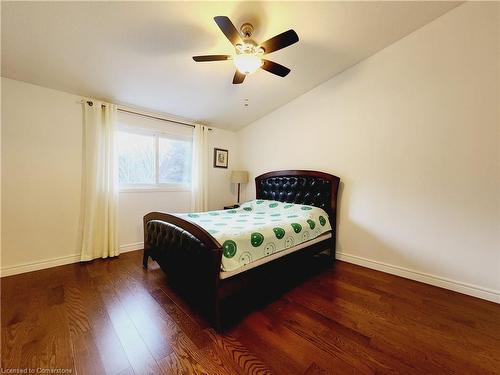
[255,170,340,227]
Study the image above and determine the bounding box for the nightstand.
[224,204,240,210]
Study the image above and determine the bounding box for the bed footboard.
[143,212,222,276]
[143,212,223,328]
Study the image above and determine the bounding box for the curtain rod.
[118,107,211,130]
[78,100,211,130]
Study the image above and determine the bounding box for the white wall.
[1,78,83,272]
[238,3,500,302]
[1,78,240,274]
[207,128,242,210]
[118,191,192,252]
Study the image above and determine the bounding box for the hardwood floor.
[2,250,500,374]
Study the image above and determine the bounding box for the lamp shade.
[231,170,249,184]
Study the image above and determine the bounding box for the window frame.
[117,125,193,193]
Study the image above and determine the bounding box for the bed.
[143,170,340,330]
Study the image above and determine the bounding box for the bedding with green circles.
[176,199,332,272]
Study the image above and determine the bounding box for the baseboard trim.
[1,243,145,277]
[336,252,500,304]
[119,242,144,253]
[0,254,81,278]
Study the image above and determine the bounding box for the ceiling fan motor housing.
[240,23,254,38]
[236,23,264,57]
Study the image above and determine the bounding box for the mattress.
[176,199,332,272]
[219,232,332,279]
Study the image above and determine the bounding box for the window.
[117,128,192,190]
[117,131,155,185]
[158,137,192,184]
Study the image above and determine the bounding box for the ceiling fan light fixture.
[234,53,263,75]
[193,16,298,83]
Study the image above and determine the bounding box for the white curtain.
[191,124,209,212]
[80,99,119,261]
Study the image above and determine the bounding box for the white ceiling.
[1,1,460,130]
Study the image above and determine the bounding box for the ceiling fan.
[193,16,299,84]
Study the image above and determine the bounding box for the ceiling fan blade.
[261,59,291,77]
[214,16,242,46]
[233,70,246,84]
[192,55,231,62]
[260,29,299,54]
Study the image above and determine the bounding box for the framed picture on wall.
[213,148,228,168]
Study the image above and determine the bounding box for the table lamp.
[231,170,249,204]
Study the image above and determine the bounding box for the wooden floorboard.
[1,249,500,374]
